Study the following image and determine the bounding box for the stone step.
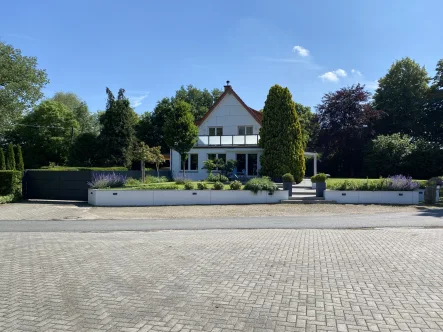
[291,190,316,196]
[288,195,323,200]
[281,199,336,204]
[277,185,313,190]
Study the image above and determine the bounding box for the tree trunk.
[140,160,145,183]
[156,163,159,178]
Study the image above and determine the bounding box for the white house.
[170,83,318,181]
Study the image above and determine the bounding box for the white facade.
[170,85,318,181]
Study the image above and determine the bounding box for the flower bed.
[325,176,421,205]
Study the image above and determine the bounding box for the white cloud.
[319,69,347,82]
[128,92,149,108]
[292,45,309,57]
[351,69,362,76]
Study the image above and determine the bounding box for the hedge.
[34,166,128,171]
[0,171,22,202]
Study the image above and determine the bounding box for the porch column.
[313,154,317,175]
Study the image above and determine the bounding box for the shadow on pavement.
[415,206,443,218]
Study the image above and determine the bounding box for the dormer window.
[209,127,223,136]
[238,126,253,135]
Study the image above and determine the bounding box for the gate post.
[22,170,28,200]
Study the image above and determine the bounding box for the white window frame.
[209,127,223,136]
[238,126,253,135]
[180,153,198,171]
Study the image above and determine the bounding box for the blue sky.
[1,0,442,114]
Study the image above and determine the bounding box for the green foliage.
[202,159,216,174]
[172,84,223,120]
[244,177,277,194]
[206,173,229,183]
[0,171,22,201]
[0,148,5,170]
[125,178,142,187]
[364,134,443,179]
[184,181,195,190]
[316,84,381,178]
[7,100,79,169]
[174,177,187,185]
[14,145,24,171]
[98,88,137,168]
[311,173,327,183]
[213,181,224,190]
[374,57,430,136]
[5,144,15,170]
[197,182,208,190]
[0,194,15,204]
[365,134,413,177]
[259,85,305,182]
[50,92,98,134]
[147,146,165,177]
[218,159,237,176]
[423,59,443,143]
[0,41,49,136]
[145,175,169,183]
[294,102,318,149]
[37,166,128,171]
[282,173,294,183]
[140,184,179,190]
[328,177,421,191]
[229,180,242,190]
[163,100,198,175]
[69,132,100,166]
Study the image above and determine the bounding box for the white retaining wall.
[88,189,288,206]
[324,190,419,204]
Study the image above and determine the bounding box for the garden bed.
[88,189,288,206]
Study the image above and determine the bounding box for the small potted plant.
[282,173,294,196]
[311,173,327,197]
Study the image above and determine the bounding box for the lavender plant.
[386,175,420,191]
[88,173,127,189]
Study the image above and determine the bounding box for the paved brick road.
[1,229,443,331]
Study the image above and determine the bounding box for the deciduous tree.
[374,57,430,136]
[259,85,305,182]
[316,84,382,177]
[147,146,165,178]
[7,100,79,168]
[163,100,198,176]
[0,42,49,136]
[173,85,223,120]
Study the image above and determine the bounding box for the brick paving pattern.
[0,229,443,331]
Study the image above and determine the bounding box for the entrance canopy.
[304,152,318,175]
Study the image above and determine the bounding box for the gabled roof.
[196,86,262,126]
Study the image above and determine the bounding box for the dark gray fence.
[23,170,171,201]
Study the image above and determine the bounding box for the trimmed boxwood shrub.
[213,181,224,190]
[184,182,195,190]
[37,166,128,171]
[282,173,294,183]
[197,182,208,190]
[0,171,22,201]
[229,180,242,190]
[311,173,327,183]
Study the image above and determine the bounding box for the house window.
[181,154,198,171]
[209,127,223,136]
[238,126,253,135]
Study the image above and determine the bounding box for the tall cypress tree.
[5,143,16,170]
[14,145,24,171]
[259,85,305,182]
[0,148,5,170]
[98,88,136,167]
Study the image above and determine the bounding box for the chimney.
[224,80,231,91]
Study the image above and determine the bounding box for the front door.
[248,154,258,176]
